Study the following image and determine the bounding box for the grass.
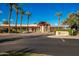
[0,52,47,56]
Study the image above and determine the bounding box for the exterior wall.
[0,24,39,33]
[39,25,51,33]
[0,24,68,33]
[0,25,52,33]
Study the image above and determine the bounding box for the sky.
[0,3,79,26]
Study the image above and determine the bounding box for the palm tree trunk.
[20,14,22,33]
[27,16,29,32]
[58,16,60,30]
[15,11,18,32]
[8,7,12,33]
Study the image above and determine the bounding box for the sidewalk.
[47,35,79,39]
[0,32,52,40]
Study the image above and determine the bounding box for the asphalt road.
[0,33,79,56]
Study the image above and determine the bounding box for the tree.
[62,18,68,25]
[26,11,31,32]
[13,4,20,32]
[3,20,9,24]
[19,8,25,33]
[75,11,79,29]
[8,3,14,33]
[56,12,62,29]
[0,10,2,25]
[63,12,79,31]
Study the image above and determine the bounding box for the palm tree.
[8,3,14,33]
[13,4,20,32]
[0,10,2,25]
[76,11,79,30]
[56,12,62,29]
[26,11,31,32]
[19,8,25,33]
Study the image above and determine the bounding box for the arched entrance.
[38,22,51,33]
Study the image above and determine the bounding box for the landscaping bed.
[0,52,47,56]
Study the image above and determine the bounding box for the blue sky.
[0,3,79,25]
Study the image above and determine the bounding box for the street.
[0,33,79,56]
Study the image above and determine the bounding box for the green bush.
[17,29,20,33]
[67,29,77,36]
[72,29,77,35]
[67,29,73,35]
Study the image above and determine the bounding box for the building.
[0,22,52,33]
[0,22,69,33]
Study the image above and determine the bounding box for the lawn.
[0,52,47,56]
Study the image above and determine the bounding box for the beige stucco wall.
[56,31,69,36]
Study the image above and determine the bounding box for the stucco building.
[0,22,52,33]
[0,22,69,33]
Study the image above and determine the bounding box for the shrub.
[17,29,20,33]
[68,29,77,36]
[72,29,77,35]
[68,29,73,35]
